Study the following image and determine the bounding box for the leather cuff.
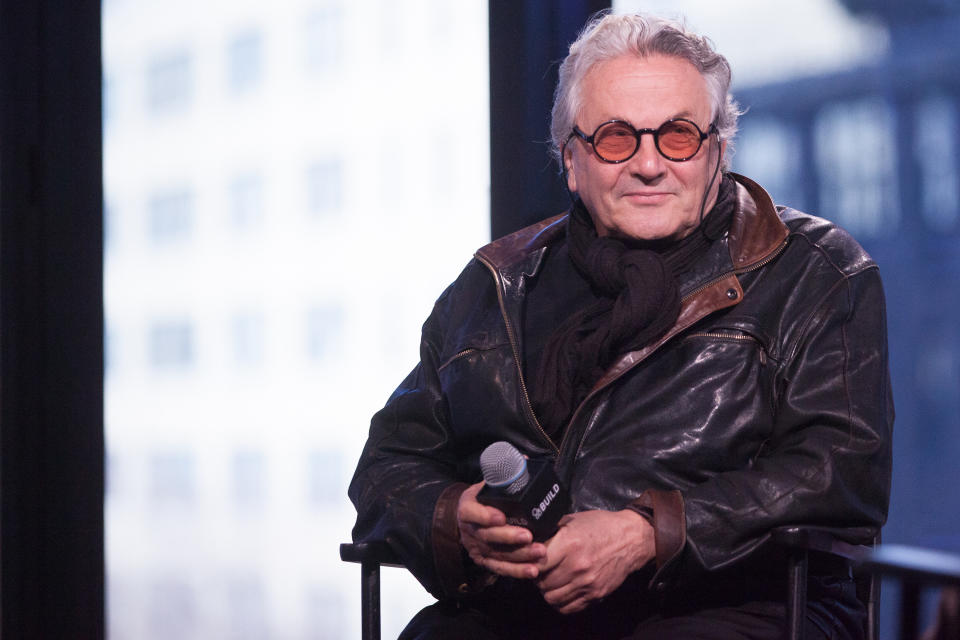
[431,481,497,597]
[629,489,686,571]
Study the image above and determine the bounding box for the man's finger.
[472,524,535,547]
[535,566,570,592]
[482,541,546,563]
[459,501,507,527]
[479,557,541,580]
[458,482,507,528]
[542,583,592,614]
[539,578,577,605]
[556,599,589,615]
[536,528,572,573]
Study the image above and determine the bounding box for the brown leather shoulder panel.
[475,213,567,269]
[727,173,789,268]
[592,275,744,391]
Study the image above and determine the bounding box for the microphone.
[477,441,569,541]
[480,441,530,494]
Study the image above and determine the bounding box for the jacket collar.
[726,172,789,270]
[474,173,788,276]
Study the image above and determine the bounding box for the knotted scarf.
[531,174,737,436]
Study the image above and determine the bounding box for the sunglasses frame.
[569,117,717,163]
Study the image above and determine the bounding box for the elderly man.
[349,11,892,640]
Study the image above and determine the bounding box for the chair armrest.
[771,525,875,562]
[340,542,404,640]
[863,544,960,587]
[772,526,878,640]
[340,541,404,568]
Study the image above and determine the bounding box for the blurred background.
[98,0,959,638]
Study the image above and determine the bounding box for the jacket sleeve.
[347,272,488,600]
[644,265,893,588]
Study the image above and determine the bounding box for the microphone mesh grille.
[480,441,528,494]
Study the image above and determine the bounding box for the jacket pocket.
[683,329,769,366]
[437,345,501,373]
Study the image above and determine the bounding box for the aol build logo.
[531,484,560,520]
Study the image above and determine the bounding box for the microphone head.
[480,441,529,495]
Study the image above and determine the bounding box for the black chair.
[341,526,876,640]
[339,541,403,640]
[771,526,877,640]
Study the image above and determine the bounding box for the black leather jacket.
[349,174,892,603]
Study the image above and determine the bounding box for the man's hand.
[457,481,547,579]
[535,509,655,614]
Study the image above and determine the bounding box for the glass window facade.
[103,2,489,638]
[916,95,960,232]
[815,98,900,238]
[147,188,194,245]
[146,51,192,114]
[227,31,264,95]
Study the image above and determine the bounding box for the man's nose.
[627,134,666,179]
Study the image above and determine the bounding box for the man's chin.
[609,222,694,244]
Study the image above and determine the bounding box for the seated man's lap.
[399,583,864,640]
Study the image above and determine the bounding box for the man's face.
[564,54,725,242]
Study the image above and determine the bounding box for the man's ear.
[563,145,577,194]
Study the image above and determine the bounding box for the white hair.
[550,11,742,169]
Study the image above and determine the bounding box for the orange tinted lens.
[594,123,637,160]
[657,121,701,159]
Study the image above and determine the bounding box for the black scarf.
[530,174,737,437]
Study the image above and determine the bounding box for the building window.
[146,51,192,114]
[149,320,194,369]
[231,450,265,509]
[148,451,195,506]
[228,173,264,229]
[148,579,196,639]
[304,586,346,639]
[226,574,267,639]
[304,5,343,73]
[147,188,193,245]
[306,304,344,362]
[916,95,959,232]
[227,31,263,95]
[815,97,899,237]
[306,450,343,507]
[231,311,265,366]
[306,158,343,216]
[916,332,959,403]
[733,117,805,210]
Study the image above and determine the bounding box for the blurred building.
[100,1,960,637]
[102,2,488,638]
[732,0,960,553]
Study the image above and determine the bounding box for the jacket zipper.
[476,254,559,455]
[685,331,754,340]
[438,347,489,372]
[685,331,768,365]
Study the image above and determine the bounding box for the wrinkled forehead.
[576,54,713,127]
